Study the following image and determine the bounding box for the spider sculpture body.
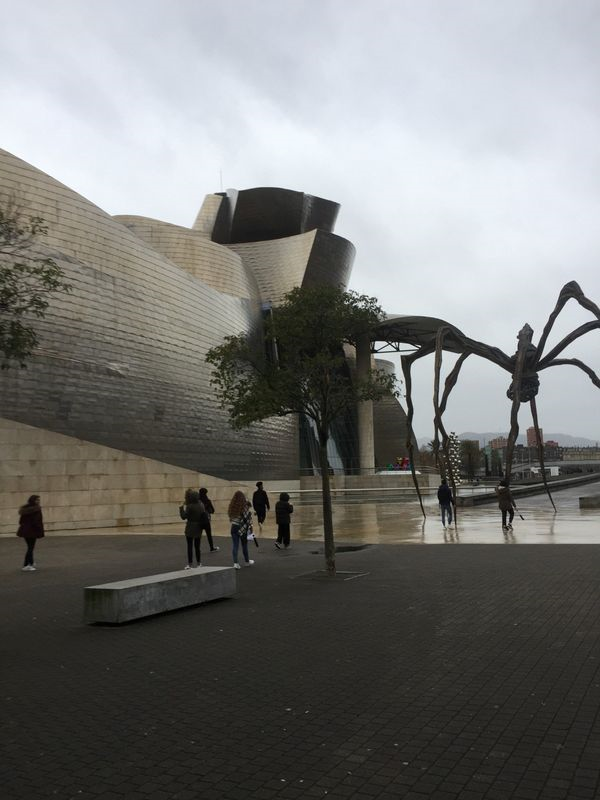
[397,281,600,516]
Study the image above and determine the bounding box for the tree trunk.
[318,437,336,575]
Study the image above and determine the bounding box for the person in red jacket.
[18,495,45,572]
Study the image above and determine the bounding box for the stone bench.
[84,566,236,624]
[579,494,600,508]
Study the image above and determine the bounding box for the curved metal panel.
[228,231,317,305]
[114,215,260,299]
[0,149,298,480]
[219,187,340,243]
[302,230,355,291]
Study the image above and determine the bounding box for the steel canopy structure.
[371,315,466,354]
[371,315,512,370]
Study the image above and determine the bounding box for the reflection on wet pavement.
[290,480,600,545]
[39,480,600,545]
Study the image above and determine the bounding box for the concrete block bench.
[580,494,600,508]
[84,566,236,624]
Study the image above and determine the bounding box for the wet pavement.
[290,481,600,545]
[2,482,600,799]
[46,479,600,547]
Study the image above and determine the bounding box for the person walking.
[228,490,255,569]
[437,478,455,529]
[198,487,219,552]
[18,495,45,571]
[252,481,270,532]
[275,492,294,549]
[495,479,516,531]
[179,489,206,569]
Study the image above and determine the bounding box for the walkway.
[2,490,600,799]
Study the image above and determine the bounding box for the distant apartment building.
[489,436,508,450]
[527,426,543,447]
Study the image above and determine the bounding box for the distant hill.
[417,432,599,448]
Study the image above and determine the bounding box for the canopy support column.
[356,333,375,475]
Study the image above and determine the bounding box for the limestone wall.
[0,418,243,535]
[300,472,437,494]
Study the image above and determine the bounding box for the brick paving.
[2,533,600,799]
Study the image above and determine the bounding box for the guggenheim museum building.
[0,148,411,531]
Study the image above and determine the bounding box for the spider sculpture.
[397,281,600,517]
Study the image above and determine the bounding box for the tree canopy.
[0,195,71,368]
[206,284,397,574]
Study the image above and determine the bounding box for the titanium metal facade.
[0,149,409,479]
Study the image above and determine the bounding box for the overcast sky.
[2,0,600,440]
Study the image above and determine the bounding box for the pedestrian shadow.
[443,527,460,543]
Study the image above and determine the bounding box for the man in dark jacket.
[275,492,294,549]
[252,481,270,532]
[437,479,454,528]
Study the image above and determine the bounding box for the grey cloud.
[1,0,599,438]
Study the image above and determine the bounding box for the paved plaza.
[2,485,600,800]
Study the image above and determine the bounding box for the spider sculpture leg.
[433,330,471,525]
[401,350,429,519]
[403,334,470,520]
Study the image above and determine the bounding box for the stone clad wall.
[0,419,243,535]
